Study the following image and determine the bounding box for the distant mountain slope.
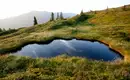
[0,11,76,29]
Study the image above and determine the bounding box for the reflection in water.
[60,40,76,51]
[60,40,77,55]
[14,39,123,61]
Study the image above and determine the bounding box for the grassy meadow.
[0,4,130,79]
[0,55,129,80]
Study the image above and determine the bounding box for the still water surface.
[14,39,123,61]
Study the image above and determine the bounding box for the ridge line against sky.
[0,0,130,19]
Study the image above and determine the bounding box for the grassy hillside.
[88,4,130,25]
[0,4,130,79]
[0,5,130,58]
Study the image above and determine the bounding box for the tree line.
[0,28,8,32]
[0,28,17,36]
[50,12,64,21]
[34,12,64,25]
[0,28,16,32]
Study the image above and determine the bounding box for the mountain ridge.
[0,11,76,29]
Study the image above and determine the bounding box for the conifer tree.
[95,11,97,14]
[9,28,11,31]
[123,5,126,11]
[50,12,54,21]
[2,28,6,32]
[33,16,38,25]
[60,12,64,20]
[106,6,109,13]
[0,28,2,32]
[80,10,84,15]
[56,13,59,20]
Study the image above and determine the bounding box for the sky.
[0,0,130,19]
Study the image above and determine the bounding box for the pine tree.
[9,28,11,31]
[60,12,64,20]
[0,28,2,32]
[123,5,126,11]
[2,28,6,32]
[56,13,59,20]
[106,6,109,13]
[50,12,54,21]
[33,16,38,25]
[95,11,97,14]
[80,10,84,15]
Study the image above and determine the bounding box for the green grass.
[88,4,130,25]
[0,4,130,79]
[0,24,130,61]
[0,55,129,80]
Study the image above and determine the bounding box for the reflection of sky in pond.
[14,39,123,61]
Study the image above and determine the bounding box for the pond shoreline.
[0,37,124,60]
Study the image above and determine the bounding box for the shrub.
[75,14,89,22]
